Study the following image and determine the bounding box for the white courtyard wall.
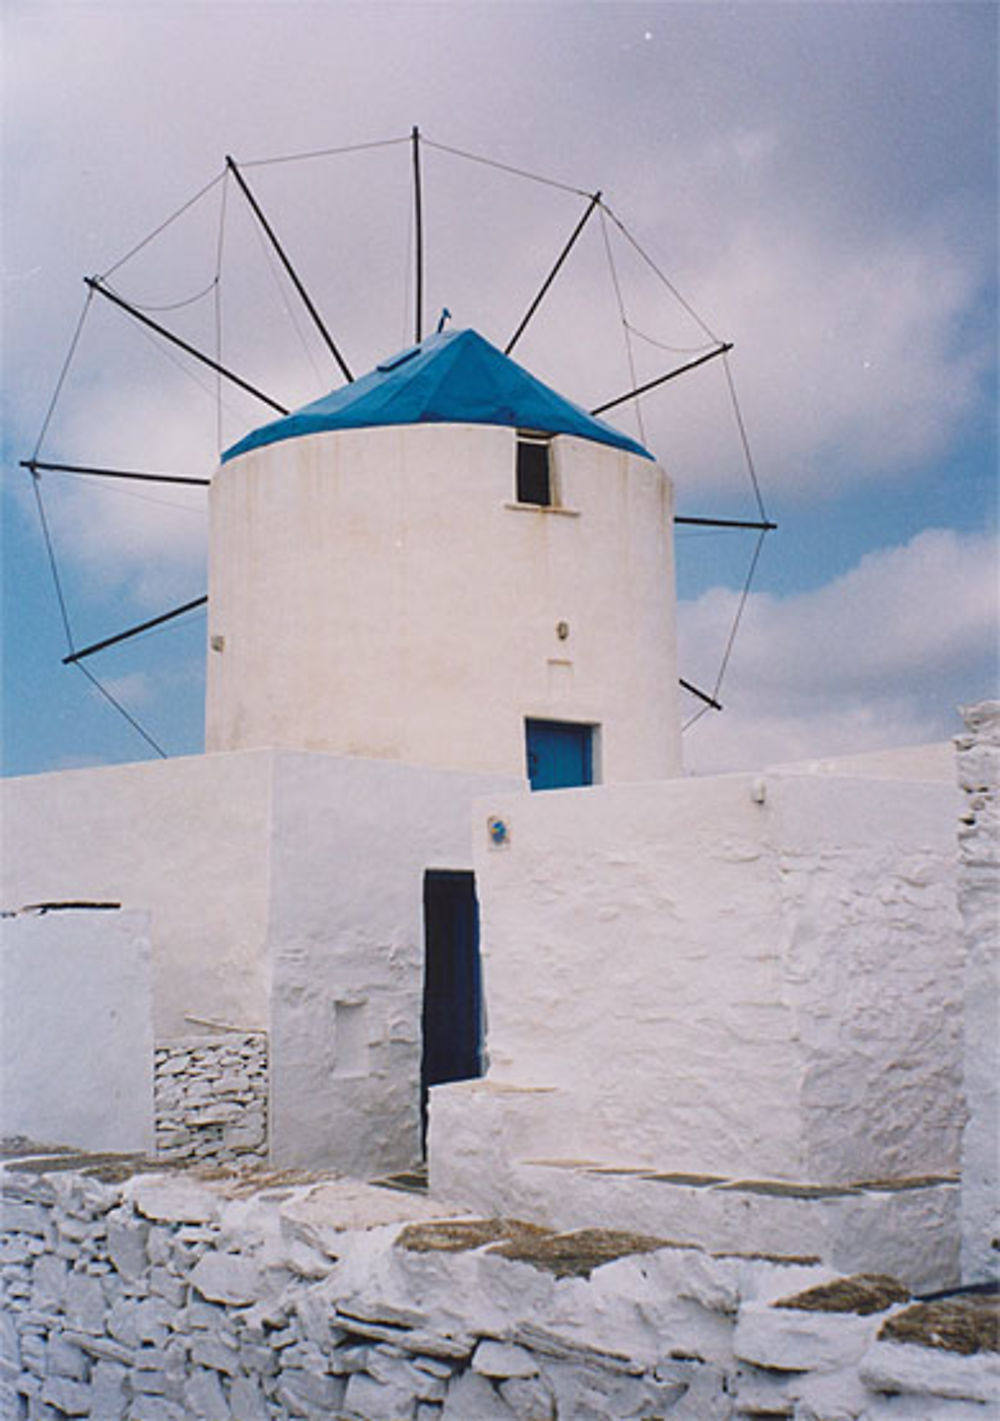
[770,740,954,781]
[1,750,518,1176]
[0,752,274,1038]
[206,423,681,782]
[463,769,962,1186]
[0,909,153,1151]
[265,753,520,1174]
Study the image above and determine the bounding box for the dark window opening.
[516,436,551,506]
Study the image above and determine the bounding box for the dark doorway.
[525,718,595,791]
[421,870,482,1144]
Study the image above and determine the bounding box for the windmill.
[21,129,774,766]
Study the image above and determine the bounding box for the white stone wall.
[1,749,518,1176]
[451,769,962,1187]
[207,423,682,783]
[2,1161,995,1420]
[265,753,520,1175]
[0,751,275,1038]
[154,1035,268,1167]
[0,909,154,1154]
[956,701,1000,1285]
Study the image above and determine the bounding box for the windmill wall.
[206,423,682,783]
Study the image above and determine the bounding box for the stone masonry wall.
[154,1035,268,1167]
[1,1160,996,1420]
[956,701,1000,1285]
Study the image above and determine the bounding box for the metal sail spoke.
[226,155,353,384]
[679,678,723,711]
[676,514,777,531]
[62,596,208,666]
[591,343,733,416]
[22,459,210,488]
[505,191,602,356]
[85,277,288,415]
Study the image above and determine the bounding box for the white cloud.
[679,528,999,772]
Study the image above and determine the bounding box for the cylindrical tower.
[205,330,681,784]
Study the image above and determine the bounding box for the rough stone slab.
[128,1393,187,1421]
[227,1377,269,1421]
[89,1361,127,1421]
[189,1334,240,1376]
[441,1369,516,1419]
[39,1375,91,1415]
[734,1301,877,1371]
[106,1216,149,1279]
[473,1339,540,1379]
[183,1367,231,1419]
[189,1251,264,1305]
[43,1335,88,1380]
[512,1323,639,1375]
[1,1201,47,1234]
[30,1254,68,1311]
[149,1265,186,1307]
[328,1343,376,1375]
[62,1330,134,1366]
[342,1371,416,1418]
[63,1271,106,1335]
[367,1348,447,1400]
[129,1175,220,1224]
[860,1339,1000,1404]
[275,1366,345,1413]
[131,1296,174,1346]
[499,1375,557,1420]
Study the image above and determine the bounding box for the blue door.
[525,718,594,791]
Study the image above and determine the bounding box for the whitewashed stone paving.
[1,1157,996,1419]
[153,1034,268,1168]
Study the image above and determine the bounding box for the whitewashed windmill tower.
[205,327,682,789]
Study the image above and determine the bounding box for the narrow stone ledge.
[878,1294,1000,1354]
[488,1226,668,1279]
[396,1218,546,1255]
[718,1180,863,1199]
[774,1273,910,1315]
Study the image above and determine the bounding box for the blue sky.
[3,0,996,776]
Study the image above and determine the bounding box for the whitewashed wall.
[1,752,274,1038]
[453,768,962,1187]
[0,908,153,1151]
[1,750,517,1176]
[956,701,1000,1285]
[207,423,681,783]
[265,753,520,1174]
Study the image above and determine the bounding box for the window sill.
[504,502,580,517]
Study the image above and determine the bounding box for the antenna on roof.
[412,126,424,343]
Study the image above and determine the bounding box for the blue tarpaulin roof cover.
[221,328,653,463]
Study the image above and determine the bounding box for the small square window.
[516,436,551,506]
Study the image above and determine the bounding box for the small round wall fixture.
[487,816,510,848]
[556,621,570,641]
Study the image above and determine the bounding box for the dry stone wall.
[1,1158,996,1420]
[957,701,1000,1286]
[154,1035,268,1167]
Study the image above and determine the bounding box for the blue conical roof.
[221,328,653,463]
